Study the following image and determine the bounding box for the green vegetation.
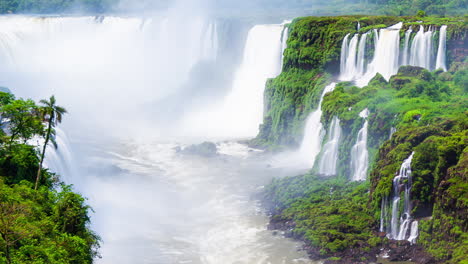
[260,15,467,263]
[264,175,377,259]
[0,91,99,263]
[254,15,467,150]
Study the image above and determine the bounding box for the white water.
[340,23,448,87]
[409,26,434,70]
[408,220,419,244]
[356,33,368,77]
[317,116,342,176]
[401,27,413,66]
[279,22,290,69]
[340,34,359,80]
[0,14,314,264]
[350,108,369,181]
[382,152,419,243]
[436,25,448,71]
[356,22,402,86]
[298,82,336,168]
[182,23,286,139]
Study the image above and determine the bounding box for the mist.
[0,0,317,262]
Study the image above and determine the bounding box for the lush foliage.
[260,15,467,263]
[0,91,99,263]
[254,15,467,150]
[263,175,379,261]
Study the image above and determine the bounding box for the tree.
[35,96,67,190]
[0,99,43,147]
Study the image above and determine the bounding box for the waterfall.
[182,23,286,138]
[389,126,397,139]
[382,152,419,243]
[436,25,447,71]
[338,23,446,87]
[408,221,419,244]
[401,27,412,66]
[350,108,369,181]
[340,34,359,80]
[299,83,336,167]
[380,195,389,232]
[356,33,368,77]
[340,33,368,80]
[409,26,435,70]
[0,15,222,137]
[317,116,342,176]
[279,23,290,70]
[340,34,350,75]
[357,22,402,86]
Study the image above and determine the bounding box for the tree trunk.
[35,119,52,190]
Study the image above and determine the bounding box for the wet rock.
[180,142,218,157]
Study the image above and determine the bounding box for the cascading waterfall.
[341,33,368,81]
[381,152,419,244]
[340,34,359,80]
[279,22,290,69]
[350,108,369,181]
[436,25,448,71]
[380,195,388,233]
[299,83,336,167]
[183,23,286,138]
[356,22,402,86]
[340,34,350,75]
[356,33,368,77]
[339,22,448,87]
[409,25,434,70]
[317,116,342,176]
[401,26,413,66]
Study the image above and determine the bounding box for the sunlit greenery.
[0,91,99,263]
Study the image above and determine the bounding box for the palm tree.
[35,96,67,190]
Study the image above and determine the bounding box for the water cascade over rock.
[401,26,413,66]
[356,22,403,86]
[350,108,369,181]
[299,82,336,167]
[317,116,342,176]
[436,25,448,71]
[409,25,434,70]
[183,23,286,138]
[339,23,448,86]
[381,152,419,244]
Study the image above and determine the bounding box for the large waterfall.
[350,108,369,181]
[298,82,336,167]
[381,152,419,244]
[182,23,286,139]
[0,15,314,264]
